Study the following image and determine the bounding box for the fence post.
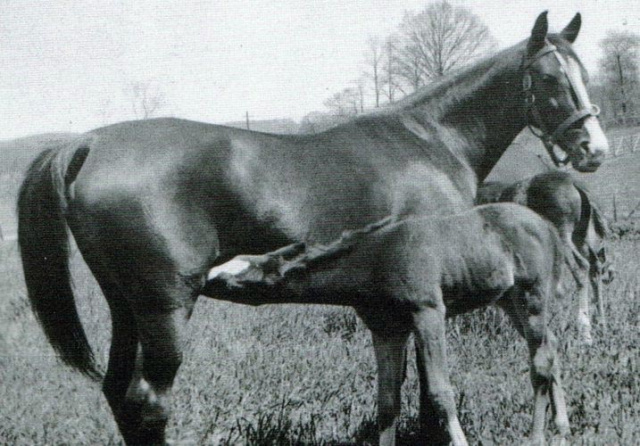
[613,191,618,222]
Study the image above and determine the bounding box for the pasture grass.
[1,236,639,445]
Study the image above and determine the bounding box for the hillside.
[488,128,640,220]
[577,151,640,220]
[486,130,552,182]
[0,133,78,175]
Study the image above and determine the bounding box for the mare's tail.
[17,140,101,380]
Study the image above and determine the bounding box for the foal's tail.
[17,140,101,381]
[573,180,610,239]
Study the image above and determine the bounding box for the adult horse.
[18,12,608,445]
[477,171,614,344]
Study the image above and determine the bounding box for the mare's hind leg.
[498,283,569,445]
[71,243,144,444]
[128,304,193,445]
[101,292,142,444]
[99,276,195,445]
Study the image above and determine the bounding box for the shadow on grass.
[215,410,427,445]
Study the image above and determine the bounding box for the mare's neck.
[397,46,528,181]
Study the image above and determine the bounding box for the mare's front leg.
[357,306,411,446]
[413,292,468,446]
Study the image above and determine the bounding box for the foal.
[477,171,613,344]
[205,203,570,446]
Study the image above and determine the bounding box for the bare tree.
[324,88,360,116]
[127,80,167,119]
[382,36,404,102]
[363,36,384,108]
[394,0,496,91]
[352,77,366,113]
[597,30,640,122]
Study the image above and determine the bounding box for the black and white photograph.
[1,1,638,444]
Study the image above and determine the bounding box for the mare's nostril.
[580,141,590,154]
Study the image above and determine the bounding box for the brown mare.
[477,171,613,344]
[203,203,571,446]
[18,12,608,445]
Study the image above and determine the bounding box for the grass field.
[0,132,639,445]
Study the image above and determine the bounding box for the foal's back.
[371,204,562,315]
[478,172,582,237]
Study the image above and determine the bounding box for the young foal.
[477,171,613,344]
[204,203,570,446]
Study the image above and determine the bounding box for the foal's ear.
[597,246,607,262]
[560,13,581,43]
[528,11,549,57]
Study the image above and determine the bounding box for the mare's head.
[523,12,609,172]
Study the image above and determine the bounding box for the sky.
[2,0,640,140]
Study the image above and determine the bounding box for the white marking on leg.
[207,259,251,280]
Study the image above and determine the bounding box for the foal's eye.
[542,74,558,85]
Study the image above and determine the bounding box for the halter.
[522,42,601,166]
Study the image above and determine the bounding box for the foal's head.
[522,12,609,172]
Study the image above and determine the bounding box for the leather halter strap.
[522,42,600,166]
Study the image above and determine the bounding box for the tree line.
[301,0,495,133]
[101,1,640,134]
[303,1,640,133]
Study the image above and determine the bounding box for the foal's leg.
[416,341,452,445]
[371,329,410,446]
[564,239,592,345]
[357,307,411,446]
[499,286,569,445]
[413,300,467,446]
[590,266,606,333]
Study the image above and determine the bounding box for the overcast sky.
[2,0,639,140]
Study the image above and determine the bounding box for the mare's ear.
[560,13,581,43]
[528,11,549,57]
